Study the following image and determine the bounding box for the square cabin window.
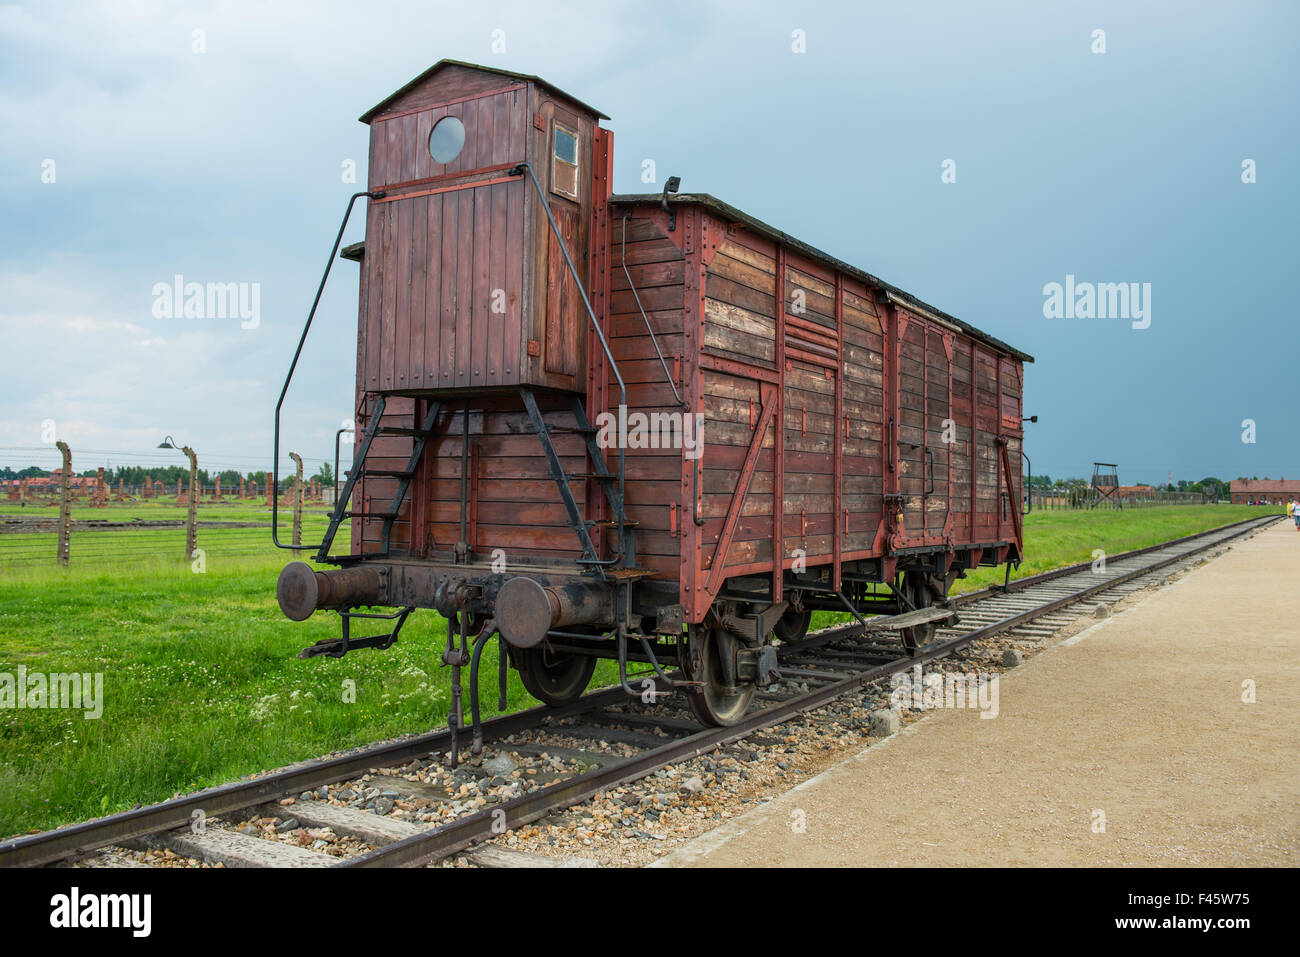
[552,123,580,200]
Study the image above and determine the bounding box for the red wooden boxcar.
[275,60,1033,733]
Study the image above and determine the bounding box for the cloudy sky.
[2,0,1295,483]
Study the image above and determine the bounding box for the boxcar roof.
[611,192,1034,363]
[359,59,611,123]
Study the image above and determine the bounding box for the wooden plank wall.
[950,338,975,539]
[347,213,685,578]
[367,86,526,190]
[361,179,525,393]
[1000,356,1024,537]
[840,288,885,555]
[351,393,418,556]
[606,215,689,577]
[780,259,840,562]
[352,392,609,565]
[362,85,527,393]
[972,344,1002,539]
[424,395,587,562]
[698,232,886,575]
[700,238,778,569]
[349,199,1023,576]
[898,318,927,538]
[544,202,583,377]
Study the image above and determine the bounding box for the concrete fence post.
[56,441,71,565]
[289,451,304,555]
[183,446,198,561]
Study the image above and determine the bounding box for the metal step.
[600,567,660,580]
[865,605,958,632]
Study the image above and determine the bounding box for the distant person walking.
[1290,498,1300,531]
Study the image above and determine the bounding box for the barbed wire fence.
[0,445,351,568]
[1026,487,1220,510]
[2,445,1256,567]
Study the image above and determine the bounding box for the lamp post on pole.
[159,435,198,560]
[1021,415,1038,512]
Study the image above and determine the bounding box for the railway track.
[0,514,1280,869]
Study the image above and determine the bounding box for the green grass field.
[0,501,1278,838]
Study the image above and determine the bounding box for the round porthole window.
[428,116,466,164]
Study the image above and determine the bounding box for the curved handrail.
[272,190,381,551]
[620,213,684,407]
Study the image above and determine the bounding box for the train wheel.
[682,625,755,727]
[899,572,938,656]
[515,646,596,707]
[772,607,812,644]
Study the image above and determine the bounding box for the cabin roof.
[611,192,1034,363]
[359,59,610,123]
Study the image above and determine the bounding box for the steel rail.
[782,512,1278,654]
[0,686,631,869]
[0,514,1278,868]
[949,512,1274,608]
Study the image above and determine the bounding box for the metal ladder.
[316,396,442,562]
[521,388,636,574]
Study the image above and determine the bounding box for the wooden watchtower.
[1091,462,1119,505]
